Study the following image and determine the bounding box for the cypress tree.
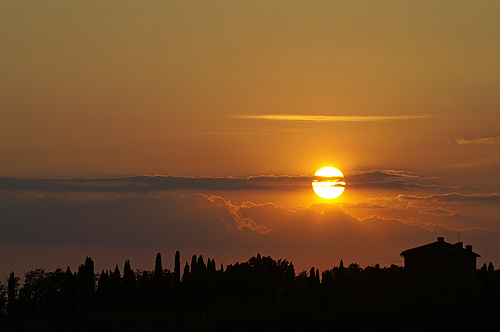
[96,270,110,311]
[191,254,197,276]
[77,257,95,314]
[182,262,190,283]
[62,267,77,318]
[174,251,181,285]
[154,253,163,281]
[197,255,206,271]
[122,260,137,312]
[7,271,19,317]
[109,265,121,309]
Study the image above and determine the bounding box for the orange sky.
[1,1,500,280]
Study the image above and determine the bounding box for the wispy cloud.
[457,135,500,144]
[232,114,434,122]
[179,128,306,137]
[398,192,500,203]
[345,170,448,190]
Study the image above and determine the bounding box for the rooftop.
[400,237,480,258]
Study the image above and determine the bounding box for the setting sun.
[312,167,346,199]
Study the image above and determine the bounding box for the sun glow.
[312,167,345,199]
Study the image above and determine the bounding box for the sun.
[312,167,345,199]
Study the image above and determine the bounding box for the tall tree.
[96,270,110,311]
[0,282,6,316]
[21,268,47,316]
[174,250,181,286]
[122,260,137,312]
[61,267,77,318]
[309,267,316,280]
[109,265,121,309]
[191,254,198,276]
[197,255,206,272]
[182,262,190,283]
[154,253,163,282]
[152,253,164,312]
[7,271,19,317]
[77,257,95,315]
[285,262,295,283]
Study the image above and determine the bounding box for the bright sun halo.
[312,167,345,199]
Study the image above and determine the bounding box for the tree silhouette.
[154,253,163,282]
[197,255,206,271]
[136,270,152,313]
[77,257,95,315]
[182,262,190,283]
[7,271,19,317]
[190,254,198,276]
[96,270,110,311]
[0,282,6,316]
[20,268,47,316]
[3,251,500,331]
[108,264,121,310]
[174,250,181,286]
[62,266,77,318]
[122,260,137,312]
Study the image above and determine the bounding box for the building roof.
[400,237,480,258]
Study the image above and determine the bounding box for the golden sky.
[1,1,500,278]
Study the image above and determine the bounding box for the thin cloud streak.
[232,114,434,122]
[457,135,500,144]
[180,128,306,137]
[398,192,500,203]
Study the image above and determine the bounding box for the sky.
[1,0,500,281]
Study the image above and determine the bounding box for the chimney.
[466,245,472,252]
[454,242,463,248]
[437,237,444,242]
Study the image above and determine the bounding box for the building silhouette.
[400,237,480,291]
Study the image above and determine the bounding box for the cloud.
[202,194,271,234]
[344,170,444,190]
[418,207,462,217]
[232,114,434,122]
[0,191,239,248]
[457,135,500,144]
[0,175,309,193]
[2,189,500,277]
[341,192,500,236]
[0,168,463,196]
[398,192,500,203]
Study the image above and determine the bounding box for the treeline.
[1,252,500,331]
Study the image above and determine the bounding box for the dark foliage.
[2,253,500,331]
